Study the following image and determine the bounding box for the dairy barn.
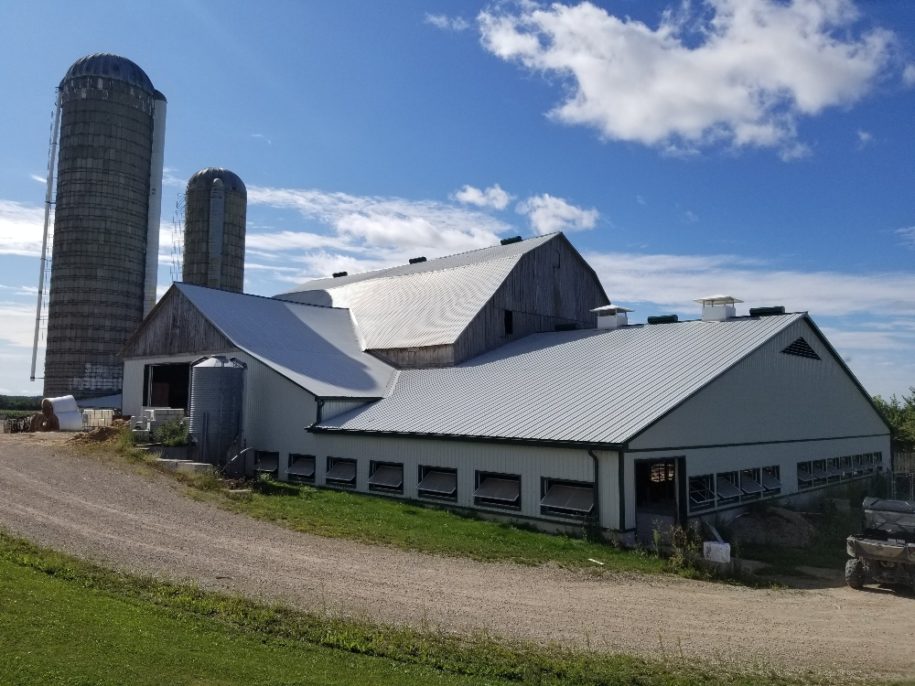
[122,233,890,542]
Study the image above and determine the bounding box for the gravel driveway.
[2,433,914,679]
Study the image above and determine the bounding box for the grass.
[0,532,847,686]
[210,476,669,574]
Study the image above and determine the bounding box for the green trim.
[625,432,890,454]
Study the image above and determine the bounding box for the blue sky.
[1,0,914,398]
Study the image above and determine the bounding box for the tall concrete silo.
[41,53,166,398]
[182,168,246,292]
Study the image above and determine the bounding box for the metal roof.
[61,53,155,93]
[176,284,396,398]
[316,313,804,445]
[276,234,559,350]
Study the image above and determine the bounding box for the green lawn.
[0,533,839,686]
[213,477,668,574]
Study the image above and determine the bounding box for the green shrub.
[152,419,189,447]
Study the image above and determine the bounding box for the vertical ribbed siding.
[44,72,157,397]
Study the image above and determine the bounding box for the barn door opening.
[635,458,686,544]
[143,363,191,411]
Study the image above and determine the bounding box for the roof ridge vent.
[647,314,678,325]
[408,256,427,264]
[749,305,786,317]
[591,303,633,330]
[332,271,348,278]
[696,295,742,322]
[500,235,522,246]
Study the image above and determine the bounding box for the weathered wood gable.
[121,286,236,358]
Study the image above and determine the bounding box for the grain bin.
[183,168,246,292]
[188,356,245,465]
[42,53,166,398]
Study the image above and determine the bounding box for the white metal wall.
[630,318,889,451]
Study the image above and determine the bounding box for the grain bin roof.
[276,233,559,350]
[175,283,396,398]
[315,313,805,445]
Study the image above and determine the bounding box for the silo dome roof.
[61,53,155,93]
[187,168,247,194]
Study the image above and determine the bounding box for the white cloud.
[30,173,46,184]
[856,129,874,148]
[425,13,470,32]
[636,194,647,206]
[516,193,598,234]
[0,200,46,257]
[904,64,915,87]
[897,226,915,249]
[479,0,895,156]
[251,132,273,145]
[453,183,512,210]
[683,209,699,224]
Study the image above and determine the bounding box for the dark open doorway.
[634,457,687,544]
[143,363,190,411]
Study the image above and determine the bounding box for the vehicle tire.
[845,558,865,589]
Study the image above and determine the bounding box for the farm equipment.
[845,497,915,592]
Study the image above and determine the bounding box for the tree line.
[873,388,915,452]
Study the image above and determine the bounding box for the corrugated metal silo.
[188,356,245,465]
[183,168,247,292]
[42,53,166,398]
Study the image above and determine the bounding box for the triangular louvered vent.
[781,337,820,360]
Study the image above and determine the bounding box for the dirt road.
[1,434,913,679]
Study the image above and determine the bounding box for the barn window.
[287,454,315,483]
[739,468,764,500]
[254,451,279,476]
[504,310,514,336]
[369,461,403,494]
[761,466,781,494]
[540,479,594,518]
[781,337,820,360]
[810,459,828,484]
[417,466,457,500]
[797,461,813,489]
[688,475,715,512]
[325,457,356,487]
[825,457,842,480]
[474,471,521,510]
[716,472,741,505]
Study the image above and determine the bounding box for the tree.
[873,388,915,451]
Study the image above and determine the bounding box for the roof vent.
[332,271,348,278]
[500,236,522,246]
[749,305,786,317]
[781,337,820,360]
[647,314,678,325]
[696,295,742,322]
[591,304,633,330]
[408,256,427,264]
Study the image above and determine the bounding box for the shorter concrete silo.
[183,168,246,292]
[188,356,245,465]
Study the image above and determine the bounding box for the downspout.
[314,398,325,426]
[618,448,626,531]
[587,449,601,529]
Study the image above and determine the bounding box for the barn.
[122,233,890,541]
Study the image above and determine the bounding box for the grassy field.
[0,533,840,686]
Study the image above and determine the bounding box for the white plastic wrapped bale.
[42,395,84,432]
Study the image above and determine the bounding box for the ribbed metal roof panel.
[318,314,804,444]
[177,284,396,398]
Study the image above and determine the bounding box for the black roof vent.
[332,271,348,278]
[554,322,578,332]
[500,236,523,246]
[781,337,820,360]
[749,306,786,317]
[408,256,427,264]
[647,314,679,325]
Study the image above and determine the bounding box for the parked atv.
[846,497,915,592]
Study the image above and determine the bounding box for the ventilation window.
[797,461,813,489]
[761,466,781,494]
[369,461,403,494]
[504,310,514,336]
[716,472,741,505]
[781,337,820,360]
[287,454,315,483]
[254,451,279,476]
[739,468,764,500]
[474,471,520,510]
[688,475,715,512]
[325,457,356,487]
[418,466,457,500]
[540,479,594,518]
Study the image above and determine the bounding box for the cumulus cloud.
[0,200,47,257]
[479,0,895,156]
[425,13,470,32]
[453,183,512,210]
[516,193,598,234]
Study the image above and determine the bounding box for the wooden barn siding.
[454,237,609,363]
[122,290,234,358]
[369,344,455,368]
